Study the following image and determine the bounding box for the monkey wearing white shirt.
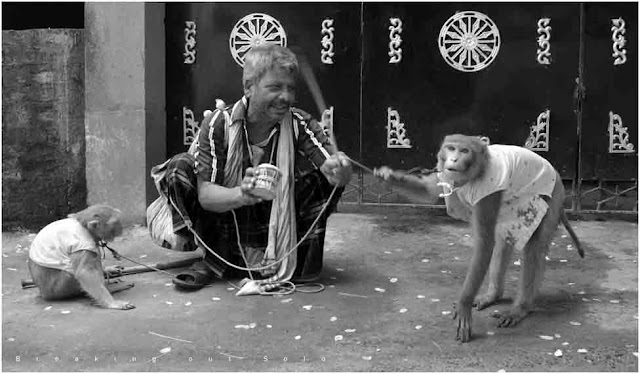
[375,134,583,342]
[27,204,135,310]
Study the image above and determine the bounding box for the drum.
[252,163,282,200]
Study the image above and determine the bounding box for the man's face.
[245,67,296,125]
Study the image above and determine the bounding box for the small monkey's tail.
[560,210,585,258]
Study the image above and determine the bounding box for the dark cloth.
[159,153,343,279]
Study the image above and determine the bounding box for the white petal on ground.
[577,348,588,353]
[8,337,15,342]
[487,331,495,336]
[554,349,563,357]
[610,300,621,304]
[330,316,338,322]
[159,347,171,354]
[226,287,235,291]
[554,334,561,338]
[577,291,586,295]
[281,298,293,303]
[302,305,313,310]
[61,310,71,314]
[295,335,301,340]
[374,288,386,293]
[569,321,582,326]
[235,325,250,329]
[389,277,398,283]
[44,306,52,311]
[421,259,430,263]
[164,283,172,287]
[249,323,257,329]
[184,302,192,306]
[559,259,568,263]
[415,325,423,330]
[165,301,173,305]
[545,256,551,261]
[266,325,272,329]
[562,342,570,346]
[345,329,356,333]
[539,335,554,340]
[399,308,408,313]
[212,297,221,301]
[417,295,426,299]
[336,268,345,272]
[384,251,392,254]
[442,311,452,315]
[513,260,521,266]
[362,356,372,361]
[334,335,344,341]
[431,298,440,302]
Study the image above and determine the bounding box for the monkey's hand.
[452,300,473,342]
[104,300,135,310]
[373,166,397,181]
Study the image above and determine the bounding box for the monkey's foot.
[490,305,531,327]
[473,293,503,310]
[106,280,134,294]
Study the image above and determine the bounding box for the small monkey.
[375,134,583,342]
[27,204,135,310]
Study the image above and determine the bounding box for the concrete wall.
[2,29,86,229]
[84,3,166,225]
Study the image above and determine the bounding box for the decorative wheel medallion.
[229,13,287,67]
[438,11,501,72]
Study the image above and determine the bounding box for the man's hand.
[452,300,473,342]
[320,152,353,187]
[239,167,263,206]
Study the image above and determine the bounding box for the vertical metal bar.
[574,2,586,212]
[358,2,365,205]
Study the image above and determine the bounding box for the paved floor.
[2,206,638,371]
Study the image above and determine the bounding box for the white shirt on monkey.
[444,144,557,251]
[28,218,100,273]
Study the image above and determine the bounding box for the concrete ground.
[2,206,638,372]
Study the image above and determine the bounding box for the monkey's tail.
[560,210,585,258]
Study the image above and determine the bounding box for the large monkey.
[27,205,135,310]
[374,134,583,342]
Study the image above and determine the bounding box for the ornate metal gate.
[165,2,637,214]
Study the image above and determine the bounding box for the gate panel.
[361,3,581,203]
[165,2,361,159]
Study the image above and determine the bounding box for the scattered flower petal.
[582,298,590,302]
[610,300,621,304]
[487,331,495,336]
[384,251,392,254]
[449,243,455,246]
[431,298,440,302]
[295,335,301,340]
[562,342,570,346]
[561,234,567,238]
[513,260,521,266]
[415,325,423,330]
[61,310,71,314]
[554,334,561,338]
[330,316,338,322]
[632,352,638,358]
[159,347,171,354]
[330,276,337,280]
[559,259,568,263]
[551,242,556,246]
[362,356,372,361]
[212,297,221,301]
[165,301,173,305]
[592,298,601,302]
[421,259,430,263]
[302,305,313,310]
[44,306,52,311]
[227,287,235,291]
[554,349,563,357]
[249,323,257,329]
[266,325,272,329]
[139,255,147,258]
[539,335,554,340]
[184,302,192,306]
[389,277,398,283]
[164,283,172,287]
[235,325,250,329]
[545,256,551,261]
[577,349,588,353]
[567,282,575,286]
[578,291,586,295]
[281,298,293,303]
[345,329,356,333]
[336,268,345,272]
[416,295,426,299]
[441,310,451,315]
[453,256,460,260]
[7,268,17,271]
[399,308,408,313]
[569,321,582,326]
[8,337,15,342]
[374,288,386,293]
[334,335,343,341]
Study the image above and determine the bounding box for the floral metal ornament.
[388,18,403,64]
[183,107,198,146]
[608,111,634,153]
[229,13,287,67]
[184,21,197,64]
[611,18,627,66]
[438,11,501,72]
[536,18,551,65]
[387,107,412,148]
[525,109,550,152]
[321,18,335,64]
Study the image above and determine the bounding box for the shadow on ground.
[2,206,638,371]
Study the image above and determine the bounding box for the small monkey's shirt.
[28,218,99,273]
[446,145,557,251]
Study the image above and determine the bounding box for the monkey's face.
[437,135,489,187]
[93,217,123,242]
